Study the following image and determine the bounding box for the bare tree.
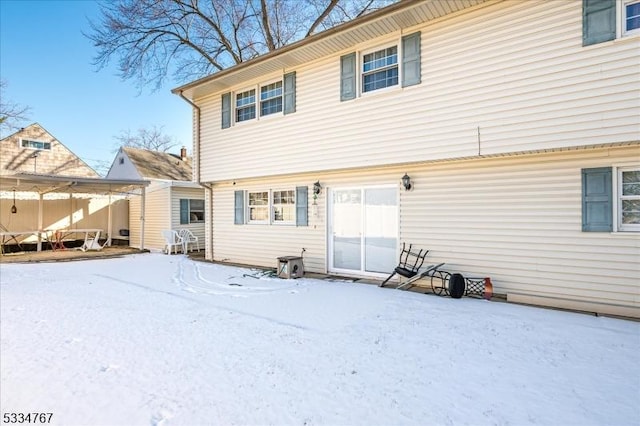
[86,0,394,90]
[0,80,31,134]
[113,125,178,152]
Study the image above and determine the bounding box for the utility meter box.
[277,256,304,279]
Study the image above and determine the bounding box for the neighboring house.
[106,146,204,252]
[0,123,130,247]
[0,123,99,177]
[173,0,640,317]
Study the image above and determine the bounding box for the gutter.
[175,91,215,262]
[177,91,202,184]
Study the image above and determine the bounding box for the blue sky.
[0,0,193,174]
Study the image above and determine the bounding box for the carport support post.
[140,186,146,251]
[37,193,43,252]
[107,192,112,247]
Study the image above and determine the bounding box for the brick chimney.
[180,146,187,161]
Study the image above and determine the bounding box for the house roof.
[172,0,488,99]
[122,147,193,181]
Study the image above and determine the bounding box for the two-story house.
[173,0,640,317]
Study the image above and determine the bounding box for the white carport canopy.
[0,173,150,251]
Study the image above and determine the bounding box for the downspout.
[177,91,214,261]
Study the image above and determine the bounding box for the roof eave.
[172,0,488,99]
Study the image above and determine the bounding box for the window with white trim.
[21,139,51,150]
[272,190,295,223]
[618,167,640,231]
[235,89,256,122]
[623,0,640,35]
[362,45,398,93]
[248,191,269,223]
[260,81,283,116]
[180,199,204,224]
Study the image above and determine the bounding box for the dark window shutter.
[234,190,245,225]
[283,72,296,114]
[296,186,308,226]
[180,199,189,224]
[402,31,421,87]
[340,53,356,101]
[583,0,616,46]
[221,92,231,129]
[582,167,613,231]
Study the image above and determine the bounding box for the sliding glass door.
[329,186,398,275]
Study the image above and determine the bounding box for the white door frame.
[327,184,399,278]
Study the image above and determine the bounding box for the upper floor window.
[20,139,51,150]
[583,0,640,45]
[260,81,283,116]
[362,46,399,93]
[340,32,420,101]
[624,0,640,34]
[222,72,296,129]
[235,89,256,123]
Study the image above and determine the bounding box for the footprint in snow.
[99,364,119,372]
[65,337,83,344]
[150,409,173,426]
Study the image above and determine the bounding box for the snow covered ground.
[1,253,638,426]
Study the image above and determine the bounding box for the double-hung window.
[235,187,307,226]
[235,89,256,122]
[272,190,295,223]
[624,0,640,35]
[260,81,283,116]
[618,167,640,231]
[248,191,269,223]
[362,46,398,93]
[180,199,204,224]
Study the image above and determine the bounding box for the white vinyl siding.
[128,183,205,251]
[209,146,640,317]
[196,0,639,183]
[129,183,171,251]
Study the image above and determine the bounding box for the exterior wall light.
[402,173,412,191]
[313,181,322,196]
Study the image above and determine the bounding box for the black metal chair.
[379,243,429,288]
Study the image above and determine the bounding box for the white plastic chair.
[178,229,200,253]
[161,230,184,254]
[78,231,106,252]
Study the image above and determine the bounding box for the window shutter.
[582,167,613,231]
[234,190,245,225]
[296,186,308,226]
[402,31,421,87]
[340,53,356,101]
[283,72,296,115]
[583,0,616,46]
[221,92,231,129]
[180,199,189,224]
